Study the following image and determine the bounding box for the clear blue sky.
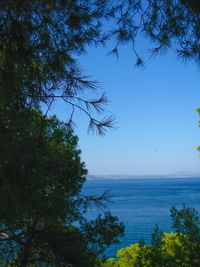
[52,38,200,176]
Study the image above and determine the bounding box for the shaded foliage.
[0,110,124,266]
[0,0,115,134]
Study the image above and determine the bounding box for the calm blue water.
[82,178,200,257]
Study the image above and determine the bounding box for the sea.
[82,177,200,258]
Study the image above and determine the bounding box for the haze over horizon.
[87,171,200,179]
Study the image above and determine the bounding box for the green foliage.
[170,206,200,266]
[161,233,186,266]
[0,110,85,221]
[117,243,152,267]
[0,110,124,266]
[99,206,200,267]
[0,0,115,134]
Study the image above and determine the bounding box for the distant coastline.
[87,174,200,180]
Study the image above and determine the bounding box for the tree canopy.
[0,110,124,266]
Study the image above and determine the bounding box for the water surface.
[82,178,200,257]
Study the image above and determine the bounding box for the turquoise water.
[82,178,200,257]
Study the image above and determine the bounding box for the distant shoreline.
[86,175,200,181]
